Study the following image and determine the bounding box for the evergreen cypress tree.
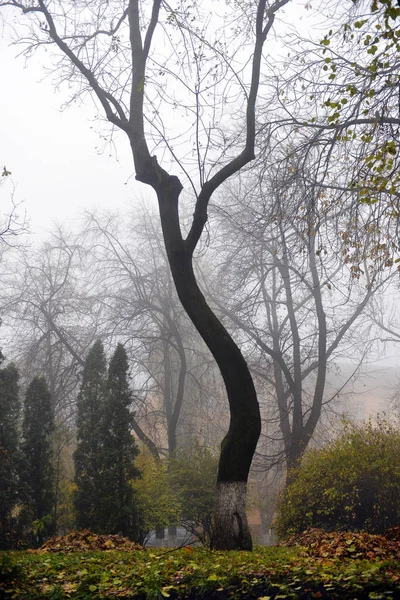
[97,343,140,538]
[73,340,107,531]
[0,361,20,549]
[21,376,54,546]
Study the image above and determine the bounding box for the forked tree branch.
[186,0,291,255]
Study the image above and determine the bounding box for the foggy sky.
[1,34,146,237]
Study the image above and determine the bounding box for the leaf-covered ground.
[1,530,400,599]
[36,530,144,554]
[282,527,400,561]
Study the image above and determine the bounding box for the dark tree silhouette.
[73,340,107,531]
[97,343,140,538]
[0,360,20,549]
[21,376,54,546]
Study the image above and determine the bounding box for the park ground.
[1,529,400,599]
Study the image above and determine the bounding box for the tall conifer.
[0,361,20,549]
[73,340,107,531]
[21,376,54,545]
[97,344,140,537]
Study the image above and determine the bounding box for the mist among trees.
[1,0,400,553]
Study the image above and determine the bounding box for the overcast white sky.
[1,33,150,238]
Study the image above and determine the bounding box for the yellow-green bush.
[276,419,400,538]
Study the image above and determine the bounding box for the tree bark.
[211,482,252,550]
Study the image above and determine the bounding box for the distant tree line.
[0,341,218,550]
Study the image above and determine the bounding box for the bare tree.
[1,225,166,459]
[0,0,293,549]
[1,211,227,467]
[0,166,27,255]
[83,208,227,458]
[0,232,94,422]
[208,160,393,478]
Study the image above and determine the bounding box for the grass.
[1,545,400,599]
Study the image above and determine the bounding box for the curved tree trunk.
[153,181,261,550]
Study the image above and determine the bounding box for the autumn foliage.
[277,419,400,537]
[34,530,143,553]
[282,527,400,561]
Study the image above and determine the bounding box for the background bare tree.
[0,231,96,422]
[208,157,393,476]
[0,207,229,460]
[82,208,229,458]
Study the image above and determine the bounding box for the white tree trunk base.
[211,481,252,550]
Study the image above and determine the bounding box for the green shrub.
[169,442,218,544]
[0,552,24,586]
[276,418,400,538]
